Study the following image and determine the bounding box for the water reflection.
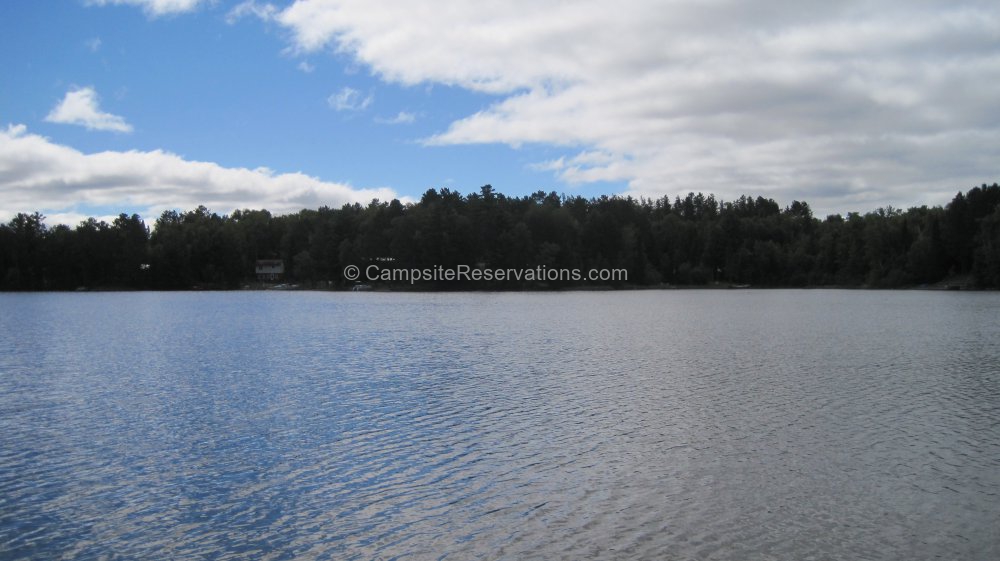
[1,290,998,559]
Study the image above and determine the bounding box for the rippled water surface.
[1,290,999,560]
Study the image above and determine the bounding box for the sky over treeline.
[1,0,998,225]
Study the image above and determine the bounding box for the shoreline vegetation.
[3,184,999,291]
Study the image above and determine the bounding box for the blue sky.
[0,1,599,224]
[2,0,998,225]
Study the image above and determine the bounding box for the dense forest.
[2,183,999,290]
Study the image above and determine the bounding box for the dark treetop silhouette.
[2,183,999,290]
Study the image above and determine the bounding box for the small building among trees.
[255,259,284,282]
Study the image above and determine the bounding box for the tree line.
[2,183,999,290]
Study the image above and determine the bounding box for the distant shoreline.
[5,184,998,291]
[6,281,993,294]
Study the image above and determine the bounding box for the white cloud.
[375,111,415,125]
[226,1,278,24]
[86,0,205,17]
[45,87,133,133]
[297,61,315,73]
[0,124,401,225]
[327,87,372,111]
[272,0,1000,214]
[85,37,102,52]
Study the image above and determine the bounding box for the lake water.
[1,290,998,560]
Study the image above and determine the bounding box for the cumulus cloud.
[273,0,1000,214]
[86,0,205,17]
[0,124,400,225]
[327,87,373,111]
[45,87,133,133]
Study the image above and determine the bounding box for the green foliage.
[1,183,999,290]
